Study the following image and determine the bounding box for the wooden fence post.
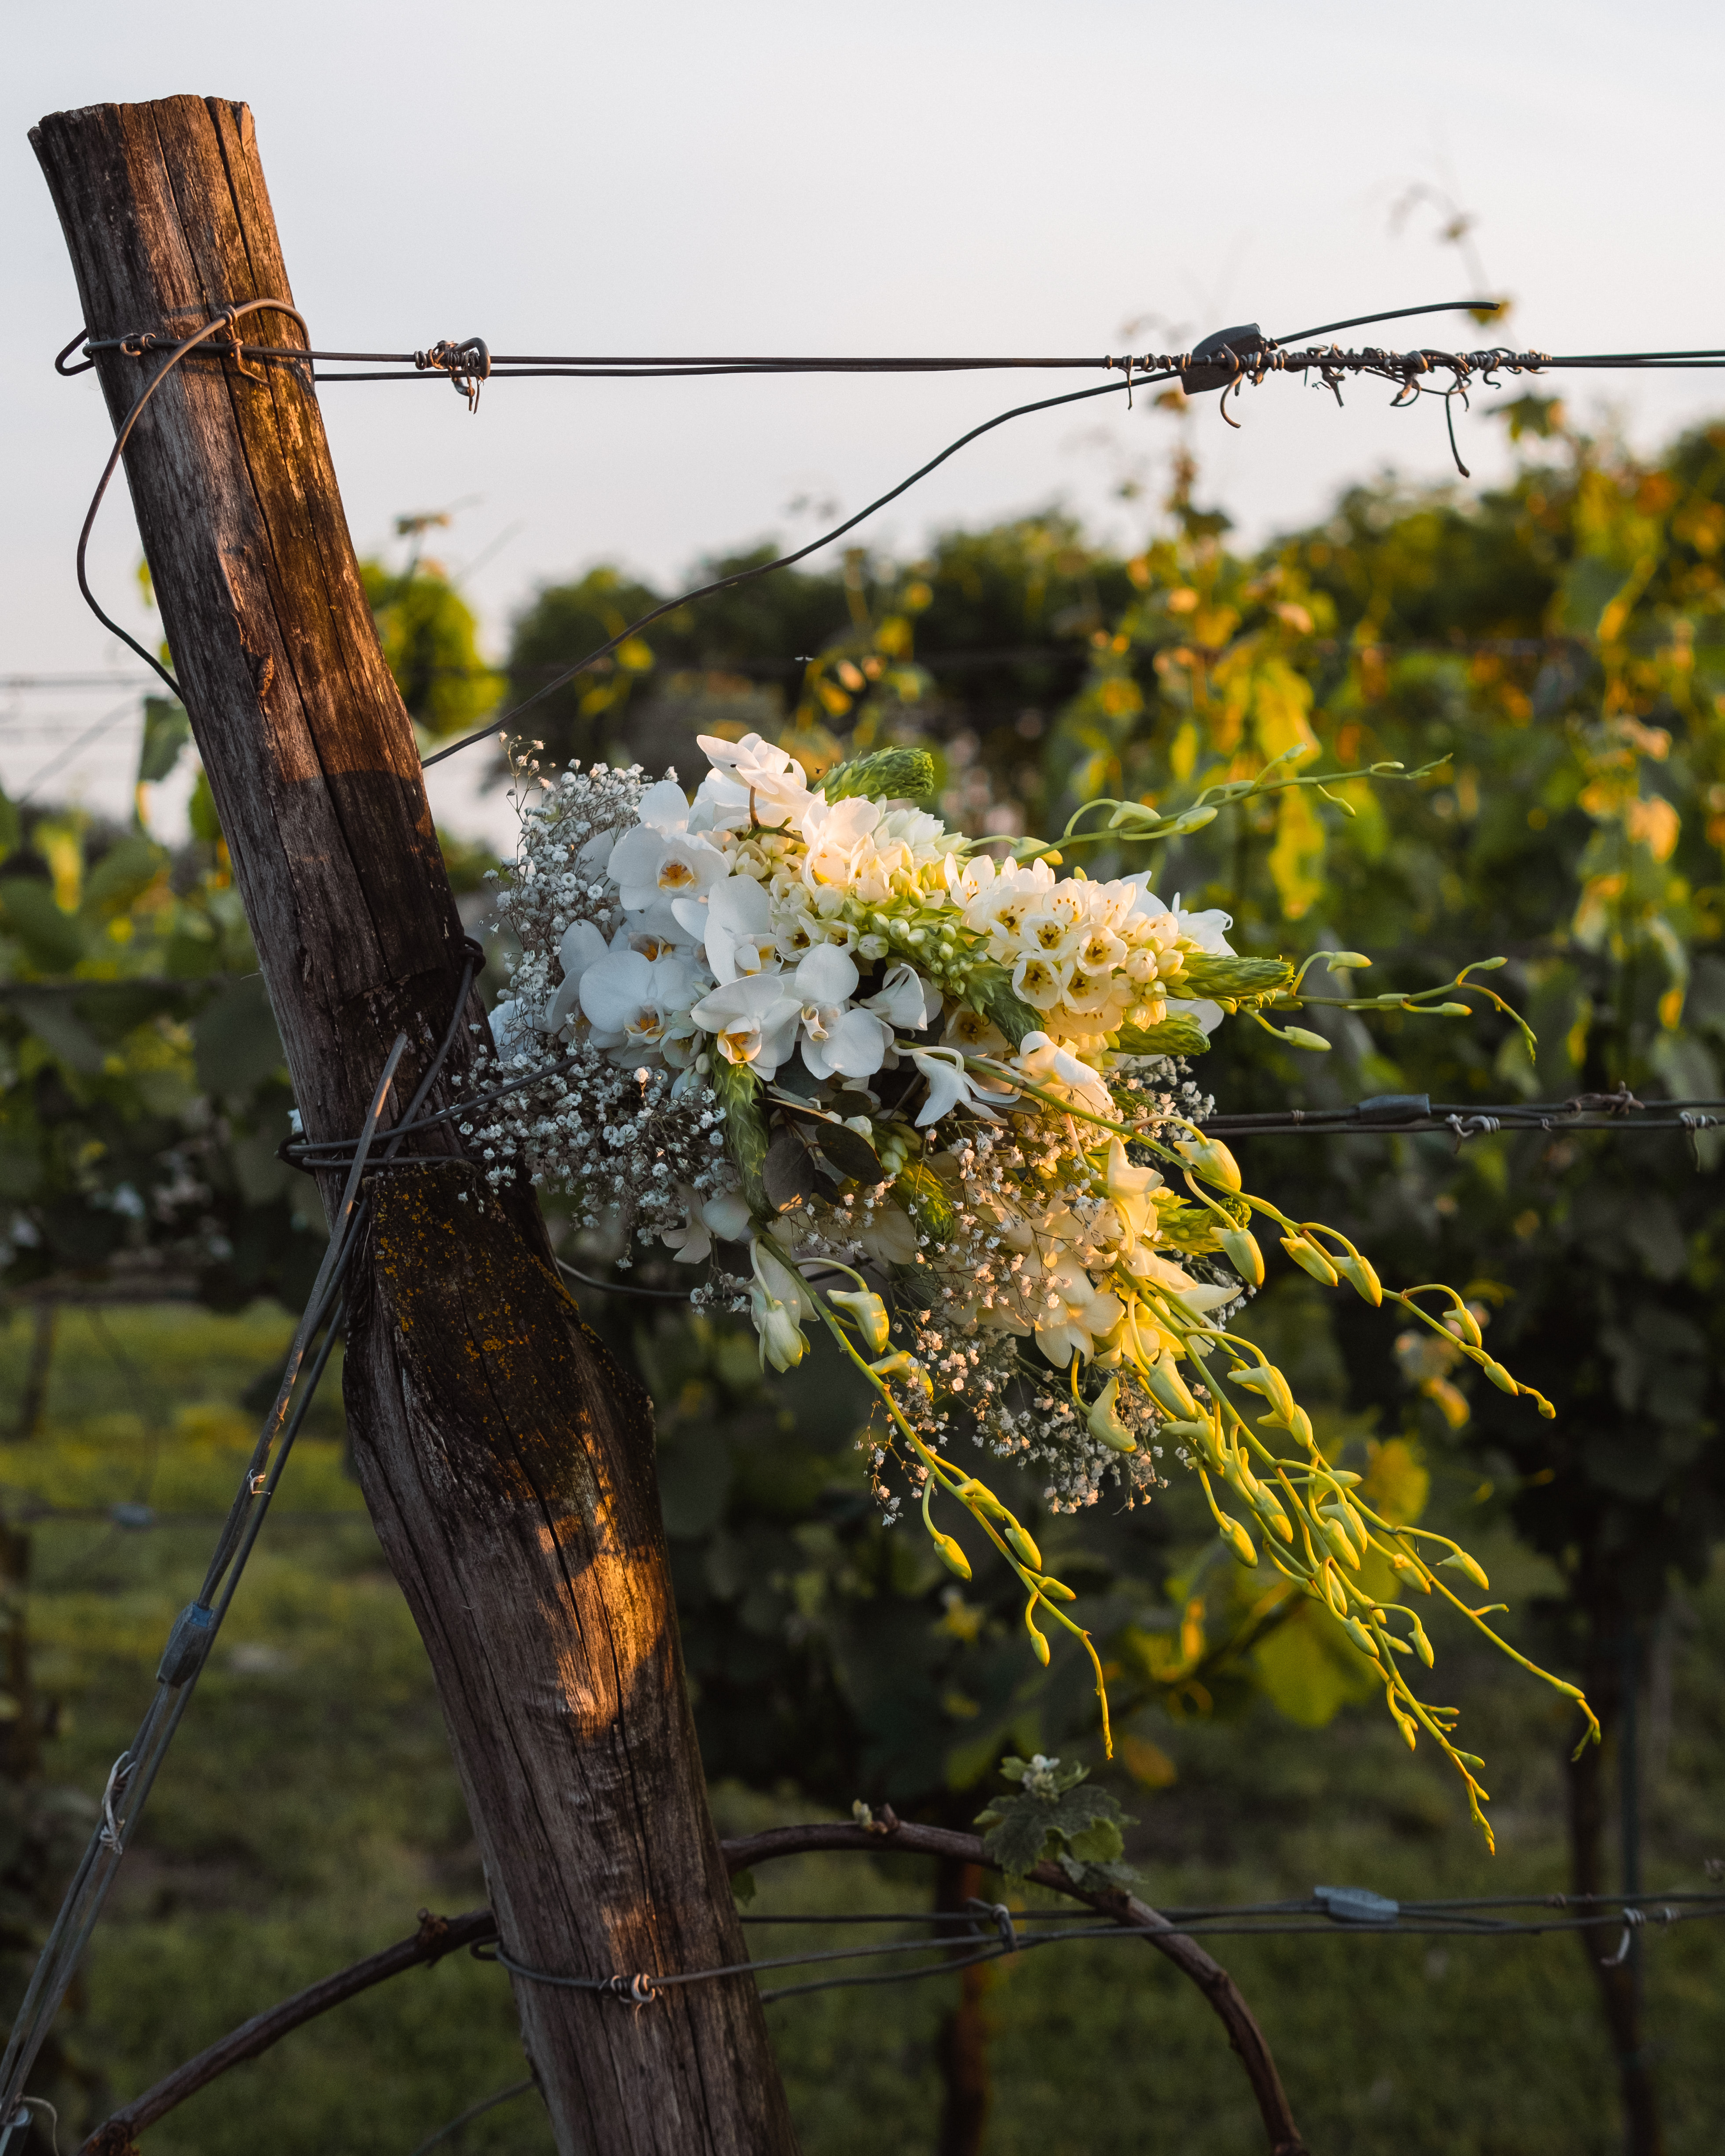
[31,95,798,2156]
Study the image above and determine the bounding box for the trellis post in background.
[31,95,797,2156]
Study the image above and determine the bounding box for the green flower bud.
[1341,1614,1380,1658]
[1408,1615,1435,1667]
[1217,1514,1258,1568]
[1445,1304,1483,1347]
[1032,1573,1077,1603]
[1023,1605,1051,1665]
[1476,1355,1519,1395]
[1282,1027,1332,1052]
[1221,1226,1266,1287]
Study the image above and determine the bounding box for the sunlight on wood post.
[31,95,798,2156]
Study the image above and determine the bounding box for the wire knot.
[417,338,491,411]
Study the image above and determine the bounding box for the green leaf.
[194,976,287,1099]
[971,968,1038,1047]
[0,880,87,974]
[895,1160,954,1246]
[137,697,192,785]
[84,837,167,916]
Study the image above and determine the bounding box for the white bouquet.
[474,732,1591,1834]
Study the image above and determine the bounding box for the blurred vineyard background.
[1,394,1722,2152]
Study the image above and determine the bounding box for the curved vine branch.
[81,1825,1305,2156]
[722,1819,1306,2156]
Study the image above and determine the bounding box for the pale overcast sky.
[5,0,1722,843]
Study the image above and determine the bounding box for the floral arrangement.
[475,732,1595,1843]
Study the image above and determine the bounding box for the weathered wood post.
[32,95,798,2156]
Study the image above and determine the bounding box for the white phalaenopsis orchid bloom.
[1034,1253,1125,1368]
[488,999,537,1063]
[579,949,699,1054]
[749,1240,811,1371]
[659,1184,754,1264]
[688,732,814,833]
[790,943,894,1080]
[699,876,778,982]
[865,963,940,1031]
[546,919,612,1030]
[688,972,802,1076]
[1015,1031,1116,1118]
[608,820,727,923]
[907,1047,1014,1128]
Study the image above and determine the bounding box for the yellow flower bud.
[1408,1614,1435,1667]
[1341,1614,1379,1658]
[830,1287,891,1354]
[1217,1514,1258,1568]
[1440,1549,1490,1591]
[1319,1510,1361,1569]
[1023,1605,1051,1664]
[1282,1027,1332,1052]
[1335,1253,1382,1306]
[1476,1355,1519,1395]
[1033,1573,1077,1603]
[1176,1136,1242,1192]
[930,1530,972,1581]
[1280,1235,1339,1287]
[1248,1485,1294,1541]
[1232,1361,1295,1423]
[1221,1226,1265,1287]
[1086,1378,1138,1454]
[1144,1354,1199,1420]
[1006,1525,1044,1572]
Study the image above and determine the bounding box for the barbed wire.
[64,295,1725,777]
[1202,1087,1725,1143]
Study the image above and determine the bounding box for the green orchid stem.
[809,1287,1115,1754]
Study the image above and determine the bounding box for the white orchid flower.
[659,1184,754,1264]
[749,1241,811,1371]
[689,972,802,1077]
[699,876,777,982]
[547,918,613,1030]
[689,732,814,833]
[1016,1031,1116,1118]
[865,963,940,1032]
[608,821,727,921]
[578,949,698,1054]
[1034,1252,1125,1368]
[636,777,693,833]
[907,1046,1014,1128]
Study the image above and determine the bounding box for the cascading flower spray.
[470,729,1597,1846]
